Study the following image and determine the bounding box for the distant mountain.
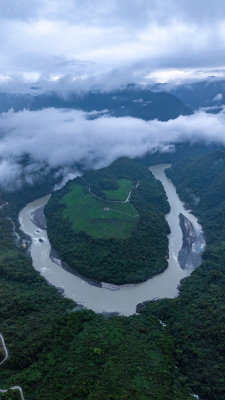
[153,78,225,110]
[0,85,191,121]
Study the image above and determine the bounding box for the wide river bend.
[19,165,205,316]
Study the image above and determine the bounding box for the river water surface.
[19,165,204,316]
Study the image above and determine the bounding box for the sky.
[1,0,225,87]
[1,1,225,190]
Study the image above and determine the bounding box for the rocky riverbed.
[30,206,47,229]
[178,213,204,270]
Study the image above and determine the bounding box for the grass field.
[61,181,138,239]
[103,178,134,201]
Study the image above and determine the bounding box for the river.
[19,165,205,316]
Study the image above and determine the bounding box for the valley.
[0,190,193,400]
[18,163,204,316]
[0,152,224,400]
[1,2,225,399]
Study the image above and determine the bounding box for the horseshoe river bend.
[19,165,205,316]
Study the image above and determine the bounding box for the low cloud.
[0,107,225,190]
[0,159,22,191]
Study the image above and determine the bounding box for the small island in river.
[45,158,170,285]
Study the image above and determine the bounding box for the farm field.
[61,180,138,239]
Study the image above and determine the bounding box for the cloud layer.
[1,107,225,189]
[1,0,225,87]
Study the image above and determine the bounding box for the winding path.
[0,333,25,400]
[88,186,136,204]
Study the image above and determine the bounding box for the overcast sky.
[1,1,225,190]
[1,0,225,87]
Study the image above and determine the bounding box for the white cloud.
[0,107,225,189]
[213,93,223,103]
[0,159,22,190]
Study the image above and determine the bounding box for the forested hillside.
[0,200,192,400]
[139,151,225,400]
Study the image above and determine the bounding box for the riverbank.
[31,202,113,289]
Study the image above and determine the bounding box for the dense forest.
[0,198,192,399]
[0,392,20,399]
[1,150,225,399]
[45,158,170,284]
[141,151,225,400]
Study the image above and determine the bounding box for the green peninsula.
[45,158,170,284]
